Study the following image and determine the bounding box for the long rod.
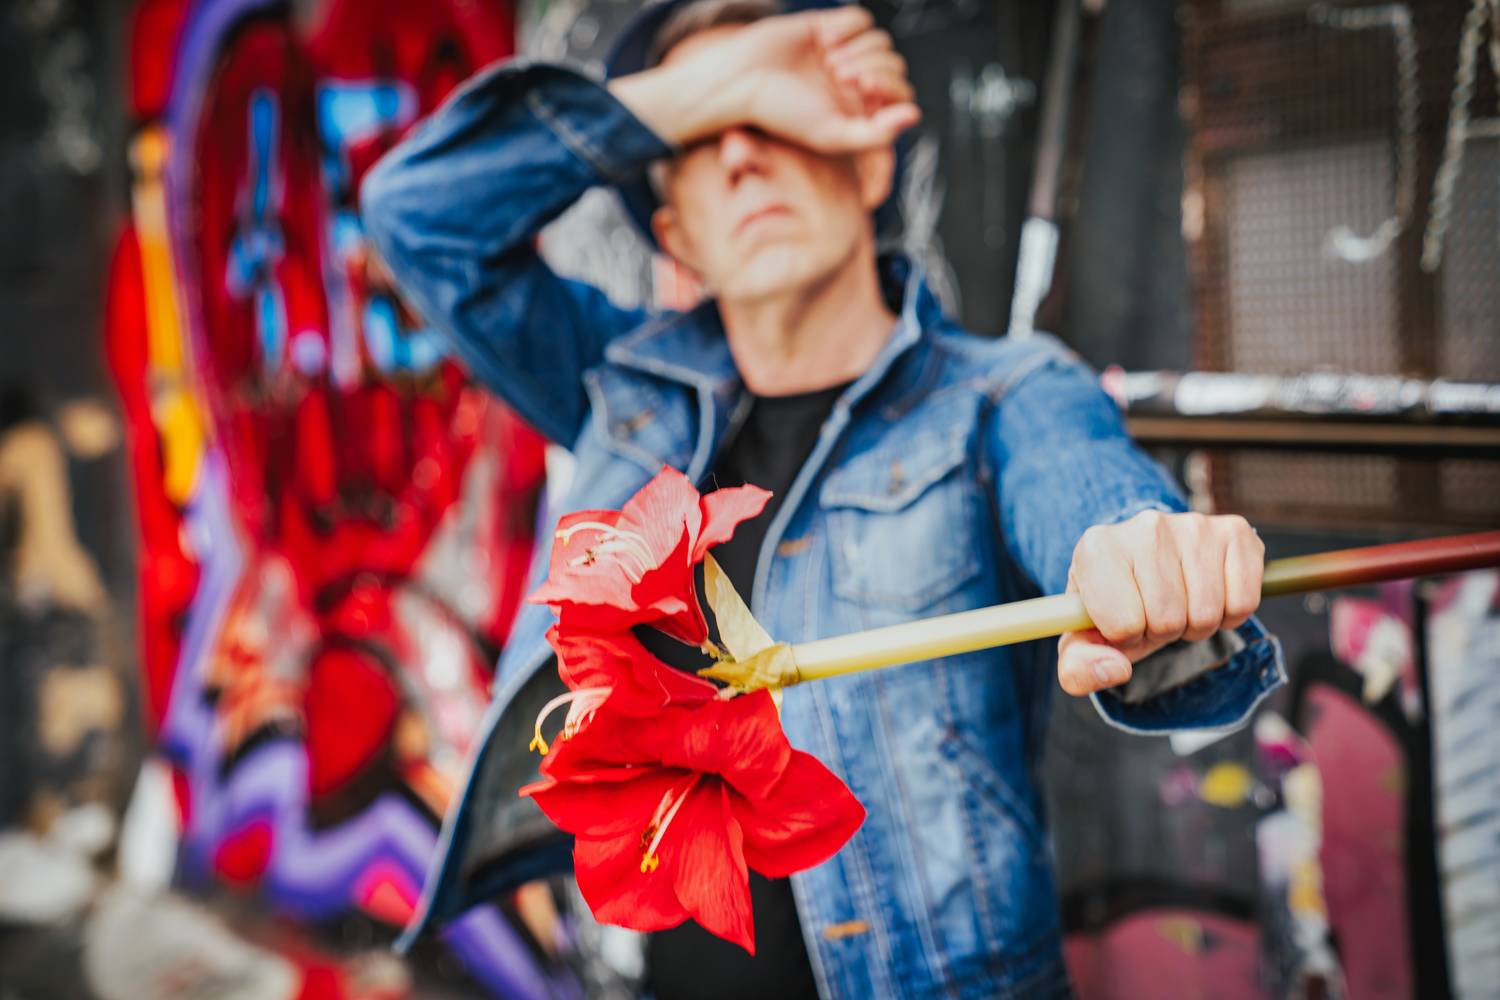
[789,530,1500,683]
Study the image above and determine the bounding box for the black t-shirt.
[641,379,851,1000]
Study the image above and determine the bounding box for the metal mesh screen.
[1223,141,1401,373]
[1182,0,1500,530]
[1439,136,1500,381]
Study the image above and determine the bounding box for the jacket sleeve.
[360,60,673,446]
[985,334,1285,733]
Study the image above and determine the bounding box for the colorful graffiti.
[106,0,560,994]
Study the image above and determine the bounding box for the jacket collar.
[603,252,946,410]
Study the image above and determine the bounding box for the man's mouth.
[734,204,792,237]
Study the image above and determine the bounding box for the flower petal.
[667,781,754,954]
[694,484,772,562]
[548,627,717,711]
[659,689,792,801]
[730,751,866,879]
[574,832,688,933]
[628,528,708,646]
[523,766,684,838]
[619,466,702,565]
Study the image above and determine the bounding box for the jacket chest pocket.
[581,366,693,473]
[819,429,982,613]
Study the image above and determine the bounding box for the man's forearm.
[607,62,748,148]
[363,61,670,266]
[359,61,668,445]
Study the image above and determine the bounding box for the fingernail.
[1092,660,1120,686]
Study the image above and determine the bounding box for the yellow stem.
[790,593,1091,684]
[786,533,1500,685]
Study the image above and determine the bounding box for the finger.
[1129,514,1189,644]
[1221,518,1265,629]
[831,50,908,83]
[1071,527,1148,645]
[824,26,894,64]
[832,53,911,96]
[1057,628,1134,696]
[809,102,920,153]
[811,5,875,48]
[1176,515,1225,643]
[835,70,914,111]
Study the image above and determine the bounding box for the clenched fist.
[1058,510,1265,696]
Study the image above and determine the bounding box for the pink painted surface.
[1064,909,1264,1000]
[1304,683,1413,1000]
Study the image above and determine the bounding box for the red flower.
[528,467,770,648]
[551,625,717,712]
[521,689,865,953]
[528,627,719,753]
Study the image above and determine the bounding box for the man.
[361,2,1285,996]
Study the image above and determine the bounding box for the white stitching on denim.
[524,86,630,184]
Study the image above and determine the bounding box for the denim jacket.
[361,60,1286,999]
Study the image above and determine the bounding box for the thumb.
[1057,629,1133,696]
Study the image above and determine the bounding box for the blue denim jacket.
[361,59,1285,999]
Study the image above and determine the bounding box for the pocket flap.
[821,428,970,512]
[583,365,692,471]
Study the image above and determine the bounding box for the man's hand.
[610,6,919,154]
[1057,511,1265,696]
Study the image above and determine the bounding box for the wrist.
[608,59,749,147]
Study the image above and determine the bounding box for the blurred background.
[0,0,1496,997]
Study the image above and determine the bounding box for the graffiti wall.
[2,0,1490,996]
[106,0,560,994]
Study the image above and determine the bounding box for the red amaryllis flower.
[528,467,770,648]
[528,626,718,754]
[521,689,865,954]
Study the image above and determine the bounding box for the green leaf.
[704,552,775,660]
[700,553,797,696]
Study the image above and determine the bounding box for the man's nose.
[717,126,767,184]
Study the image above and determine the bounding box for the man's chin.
[718,245,825,303]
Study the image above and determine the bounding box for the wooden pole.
[789,530,1500,684]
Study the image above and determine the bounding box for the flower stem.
[788,530,1500,686]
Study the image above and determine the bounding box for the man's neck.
[717,245,897,397]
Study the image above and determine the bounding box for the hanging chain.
[1309,3,1419,263]
[1422,0,1500,272]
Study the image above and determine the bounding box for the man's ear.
[853,145,896,212]
[651,204,702,276]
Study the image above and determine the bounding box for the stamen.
[639,774,702,874]
[530,686,611,755]
[557,522,656,582]
[555,520,619,543]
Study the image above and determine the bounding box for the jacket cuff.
[1089,616,1286,734]
[518,60,674,184]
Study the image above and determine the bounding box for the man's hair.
[644,0,781,70]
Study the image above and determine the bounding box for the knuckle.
[1075,526,1106,561]
[1187,601,1221,634]
[1227,593,1260,619]
[1098,610,1145,644]
[1147,602,1187,639]
[1179,511,1210,540]
[1134,508,1164,532]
